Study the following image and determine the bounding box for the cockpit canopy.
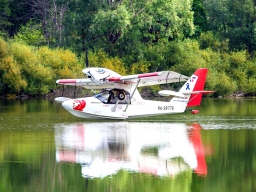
[94,89,130,104]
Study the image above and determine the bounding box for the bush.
[214,72,237,96]
[0,38,8,59]
[0,56,27,93]
[14,20,46,46]
[0,40,83,95]
[88,50,127,75]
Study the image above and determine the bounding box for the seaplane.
[55,65,213,119]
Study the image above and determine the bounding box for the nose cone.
[62,99,73,110]
[62,99,87,111]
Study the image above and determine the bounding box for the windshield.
[93,91,109,103]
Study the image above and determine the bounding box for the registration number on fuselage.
[158,106,174,110]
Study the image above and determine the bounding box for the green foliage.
[63,0,195,58]
[37,47,82,79]
[192,0,208,36]
[0,56,27,93]
[243,78,256,93]
[0,39,83,95]
[130,61,150,74]
[169,39,208,74]
[0,37,8,58]
[139,0,195,40]
[88,50,126,75]
[14,20,46,46]
[10,42,52,94]
[92,5,131,45]
[2,28,256,97]
[214,72,237,96]
[198,31,229,52]
[203,0,256,53]
[0,0,11,33]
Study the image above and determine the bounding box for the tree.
[204,0,256,53]
[0,0,11,36]
[7,0,33,37]
[134,0,194,41]
[62,0,195,61]
[14,20,46,46]
[191,0,208,37]
[23,0,68,46]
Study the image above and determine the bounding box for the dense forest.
[1,0,256,97]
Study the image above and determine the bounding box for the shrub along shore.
[1,37,256,98]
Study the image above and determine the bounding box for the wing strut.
[165,71,171,87]
[124,79,141,112]
[165,70,175,90]
[62,84,64,96]
[87,83,96,94]
[74,83,76,98]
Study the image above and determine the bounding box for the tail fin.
[159,68,213,107]
[179,68,209,107]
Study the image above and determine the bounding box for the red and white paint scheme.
[55,68,214,119]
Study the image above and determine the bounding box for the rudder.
[186,68,208,107]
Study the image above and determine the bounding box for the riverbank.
[2,89,256,100]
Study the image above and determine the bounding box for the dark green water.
[0,98,256,192]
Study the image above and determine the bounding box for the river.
[0,98,256,192]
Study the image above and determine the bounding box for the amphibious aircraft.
[55,67,213,119]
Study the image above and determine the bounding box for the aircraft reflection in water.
[55,122,207,178]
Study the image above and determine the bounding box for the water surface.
[0,98,256,192]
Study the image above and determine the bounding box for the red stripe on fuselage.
[108,77,121,81]
[138,72,159,78]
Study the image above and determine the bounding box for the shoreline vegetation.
[1,88,256,100]
[1,36,256,99]
[1,35,256,99]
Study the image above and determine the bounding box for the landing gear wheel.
[117,92,125,100]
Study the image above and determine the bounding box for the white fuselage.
[61,91,188,119]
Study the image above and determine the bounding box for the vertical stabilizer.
[186,68,208,107]
[169,68,208,107]
[166,68,206,110]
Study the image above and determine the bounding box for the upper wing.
[56,78,116,89]
[56,71,189,89]
[107,71,189,87]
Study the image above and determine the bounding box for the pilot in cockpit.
[107,90,118,104]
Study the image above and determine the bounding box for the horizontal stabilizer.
[158,90,214,97]
[158,90,185,97]
[182,90,215,95]
[55,97,71,103]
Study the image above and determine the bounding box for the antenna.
[85,50,89,68]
